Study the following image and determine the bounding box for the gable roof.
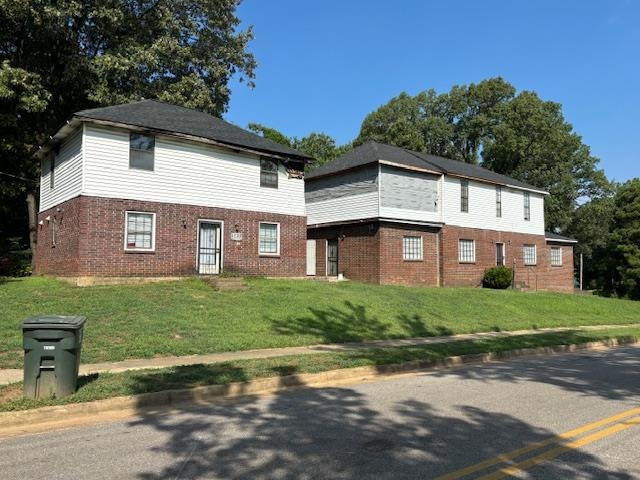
[40,100,312,161]
[307,141,547,194]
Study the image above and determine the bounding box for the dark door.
[327,239,338,276]
[496,243,505,266]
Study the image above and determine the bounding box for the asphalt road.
[1,346,639,479]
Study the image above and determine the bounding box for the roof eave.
[72,116,313,162]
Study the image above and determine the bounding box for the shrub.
[482,266,513,289]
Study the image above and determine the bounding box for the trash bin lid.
[21,315,86,330]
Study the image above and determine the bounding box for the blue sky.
[225,0,640,183]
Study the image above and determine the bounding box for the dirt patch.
[0,384,23,404]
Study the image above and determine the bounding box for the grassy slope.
[1,276,639,369]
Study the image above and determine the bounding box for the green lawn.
[1,327,638,412]
[1,276,639,369]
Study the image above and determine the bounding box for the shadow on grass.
[128,348,639,479]
[270,301,453,343]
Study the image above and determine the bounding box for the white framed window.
[524,192,530,221]
[259,222,280,255]
[523,244,537,265]
[458,239,475,263]
[130,133,155,171]
[550,246,562,266]
[460,179,469,213]
[496,186,502,217]
[403,236,423,261]
[260,158,278,188]
[125,211,156,251]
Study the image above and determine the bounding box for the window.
[260,158,278,188]
[130,133,155,171]
[50,155,56,190]
[524,192,530,221]
[125,212,155,251]
[259,222,280,255]
[460,179,469,213]
[403,236,423,261]
[550,247,562,266]
[496,186,502,217]
[523,244,536,265]
[458,239,475,263]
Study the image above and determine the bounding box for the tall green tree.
[482,91,611,231]
[248,123,347,171]
[0,0,256,255]
[356,78,610,232]
[608,178,640,300]
[356,77,515,164]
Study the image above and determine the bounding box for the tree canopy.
[356,78,611,232]
[608,179,640,300]
[0,0,256,249]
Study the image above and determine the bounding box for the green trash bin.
[21,315,86,399]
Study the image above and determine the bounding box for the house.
[305,141,576,292]
[34,100,312,283]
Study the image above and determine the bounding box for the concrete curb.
[0,337,637,438]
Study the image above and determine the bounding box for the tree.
[356,78,611,232]
[0,0,256,256]
[608,179,640,300]
[567,194,616,290]
[356,77,516,164]
[482,91,611,231]
[248,123,347,171]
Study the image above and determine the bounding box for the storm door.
[327,239,339,276]
[198,221,222,274]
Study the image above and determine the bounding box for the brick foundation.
[307,221,574,292]
[35,196,307,277]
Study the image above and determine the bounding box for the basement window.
[125,211,156,251]
[130,133,155,171]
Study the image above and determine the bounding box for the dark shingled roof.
[307,141,546,193]
[74,100,312,161]
[545,232,578,243]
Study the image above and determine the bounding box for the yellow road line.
[434,407,640,480]
[476,416,640,480]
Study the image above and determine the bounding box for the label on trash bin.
[43,345,55,351]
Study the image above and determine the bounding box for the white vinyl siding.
[82,125,305,216]
[442,177,545,235]
[306,192,379,225]
[259,222,279,255]
[403,236,423,261]
[523,244,537,265]
[124,211,155,251]
[458,239,475,263]
[550,246,562,266]
[39,128,83,212]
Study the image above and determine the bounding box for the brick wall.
[378,223,439,286]
[307,222,573,292]
[308,222,381,283]
[34,196,84,276]
[440,225,574,291]
[35,195,307,277]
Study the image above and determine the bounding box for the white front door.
[198,221,222,274]
[306,240,316,276]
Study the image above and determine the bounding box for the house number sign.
[230,232,243,241]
